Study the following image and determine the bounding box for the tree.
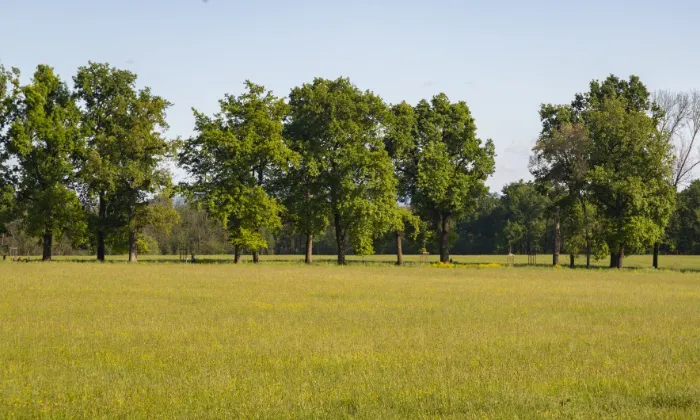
[285,77,397,265]
[6,65,87,260]
[274,161,329,264]
[389,94,495,263]
[651,89,700,267]
[666,180,700,254]
[0,63,20,236]
[73,62,175,263]
[73,62,138,261]
[501,181,549,255]
[531,117,595,267]
[180,81,294,263]
[582,76,675,268]
[654,89,700,187]
[392,206,422,266]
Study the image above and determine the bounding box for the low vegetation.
[1,263,699,418]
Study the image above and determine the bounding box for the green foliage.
[410,94,496,221]
[7,65,87,246]
[586,93,675,254]
[501,181,549,253]
[535,75,676,265]
[385,93,495,261]
[285,77,397,259]
[666,180,700,253]
[560,200,609,260]
[180,81,294,252]
[136,234,160,255]
[74,62,175,259]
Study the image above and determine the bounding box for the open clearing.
[1,263,699,418]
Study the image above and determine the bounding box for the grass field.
[6,253,700,271]
[1,263,699,418]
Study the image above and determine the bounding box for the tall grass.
[1,264,699,418]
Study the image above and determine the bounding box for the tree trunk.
[128,229,137,263]
[42,231,52,261]
[653,242,659,269]
[569,254,575,268]
[396,231,403,266]
[616,245,625,269]
[586,249,591,269]
[440,214,450,263]
[580,197,591,269]
[305,233,313,264]
[234,246,241,264]
[334,212,346,265]
[610,252,617,268]
[97,192,106,262]
[553,206,560,266]
[253,251,259,263]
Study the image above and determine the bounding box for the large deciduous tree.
[531,106,596,267]
[112,89,175,263]
[74,62,175,263]
[273,159,329,264]
[387,94,495,263]
[7,65,87,260]
[581,76,675,268]
[180,81,294,263]
[74,62,137,261]
[285,77,397,265]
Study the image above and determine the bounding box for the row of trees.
[530,76,699,268]
[1,61,698,267]
[0,63,176,262]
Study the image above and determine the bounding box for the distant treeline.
[0,62,698,267]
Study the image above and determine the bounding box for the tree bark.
[553,206,560,266]
[586,248,591,269]
[305,233,313,264]
[569,253,575,268]
[396,231,403,266]
[252,251,259,263]
[128,229,137,263]
[616,245,625,269]
[42,231,52,261]
[582,202,591,269]
[610,252,618,268]
[334,212,346,265]
[97,192,106,262]
[440,214,450,263]
[234,246,241,264]
[653,242,659,269]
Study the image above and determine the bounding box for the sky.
[2,0,699,191]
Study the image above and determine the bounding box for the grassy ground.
[6,253,700,271]
[1,264,699,418]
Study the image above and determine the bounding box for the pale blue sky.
[2,0,699,190]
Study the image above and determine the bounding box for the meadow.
[1,262,699,418]
[8,253,700,271]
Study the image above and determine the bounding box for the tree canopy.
[285,77,398,264]
[180,81,294,262]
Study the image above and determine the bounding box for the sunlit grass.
[6,253,700,271]
[1,264,699,418]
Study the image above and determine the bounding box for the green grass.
[1,264,699,418]
[6,253,700,271]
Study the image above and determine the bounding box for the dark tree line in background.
[1,61,699,267]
